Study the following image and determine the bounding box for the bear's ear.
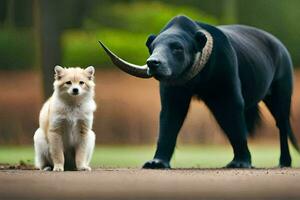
[146,34,156,49]
[54,65,64,80]
[194,31,207,51]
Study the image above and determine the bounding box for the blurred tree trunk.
[33,0,62,99]
[5,0,15,28]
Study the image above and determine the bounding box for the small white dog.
[34,65,96,171]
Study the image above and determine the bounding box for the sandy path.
[1,168,300,200]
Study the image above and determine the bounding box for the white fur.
[34,66,96,171]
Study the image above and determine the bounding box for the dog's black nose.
[72,88,79,95]
[147,59,161,71]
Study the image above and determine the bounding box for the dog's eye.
[65,81,72,85]
[79,81,84,85]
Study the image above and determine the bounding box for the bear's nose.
[147,59,161,69]
[72,88,79,95]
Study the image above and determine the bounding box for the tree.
[33,0,62,99]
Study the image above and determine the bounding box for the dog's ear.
[54,65,64,80]
[85,66,95,80]
[146,34,156,49]
[194,31,207,51]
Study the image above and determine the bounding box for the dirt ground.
[1,168,300,200]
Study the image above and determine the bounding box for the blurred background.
[0,0,300,168]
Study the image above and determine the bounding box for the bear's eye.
[172,47,183,54]
[79,81,84,85]
[65,81,72,85]
[170,43,183,54]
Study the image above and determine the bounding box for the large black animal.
[99,15,299,168]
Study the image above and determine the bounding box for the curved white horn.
[99,41,152,78]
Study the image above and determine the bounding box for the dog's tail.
[245,105,262,137]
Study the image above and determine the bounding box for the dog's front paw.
[43,166,52,171]
[53,164,64,172]
[142,159,170,169]
[77,166,91,171]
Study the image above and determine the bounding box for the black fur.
[245,105,261,136]
[138,15,299,169]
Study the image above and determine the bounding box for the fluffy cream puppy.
[34,66,96,171]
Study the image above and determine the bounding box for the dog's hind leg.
[263,79,299,167]
[33,128,52,170]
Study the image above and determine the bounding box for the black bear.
[99,15,299,169]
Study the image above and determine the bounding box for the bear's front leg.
[143,85,192,169]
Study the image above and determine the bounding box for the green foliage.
[84,1,218,33]
[0,29,35,70]
[63,1,218,67]
[238,0,300,67]
[62,28,149,67]
[2,1,300,69]
[0,1,218,69]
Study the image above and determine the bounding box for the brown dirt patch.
[0,168,300,200]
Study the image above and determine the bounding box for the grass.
[0,145,299,168]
